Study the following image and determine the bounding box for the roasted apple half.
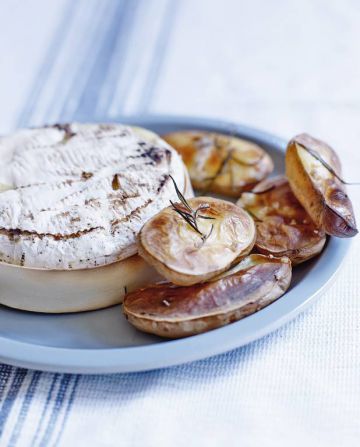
[163,131,273,197]
[123,254,292,338]
[286,133,357,238]
[138,194,256,286]
[237,176,326,264]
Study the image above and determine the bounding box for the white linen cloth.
[0,1,359,446]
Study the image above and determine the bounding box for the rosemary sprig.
[170,201,203,236]
[201,132,263,193]
[169,175,215,242]
[202,149,234,194]
[297,143,360,186]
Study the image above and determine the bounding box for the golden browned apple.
[123,254,292,338]
[138,196,256,286]
[163,131,273,197]
[286,133,357,238]
[237,176,326,264]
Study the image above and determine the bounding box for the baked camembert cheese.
[0,123,189,269]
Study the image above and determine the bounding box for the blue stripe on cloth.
[7,371,42,447]
[0,369,27,436]
[16,0,76,128]
[136,0,179,113]
[40,0,107,124]
[53,375,81,447]
[74,0,129,120]
[0,365,14,402]
[31,374,60,447]
[39,374,72,447]
[95,0,142,118]
[57,0,118,121]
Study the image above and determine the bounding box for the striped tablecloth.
[0,1,359,446]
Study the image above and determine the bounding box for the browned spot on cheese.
[111,199,153,233]
[0,226,103,241]
[81,171,93,180]
[112,174,120,191]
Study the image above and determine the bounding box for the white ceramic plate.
[0,116,351,374]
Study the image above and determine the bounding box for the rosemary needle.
[169,175,215,241]
[297,143,360,186]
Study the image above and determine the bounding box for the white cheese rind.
[0,123,187,269]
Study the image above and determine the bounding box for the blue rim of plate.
[0,115,352,374]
